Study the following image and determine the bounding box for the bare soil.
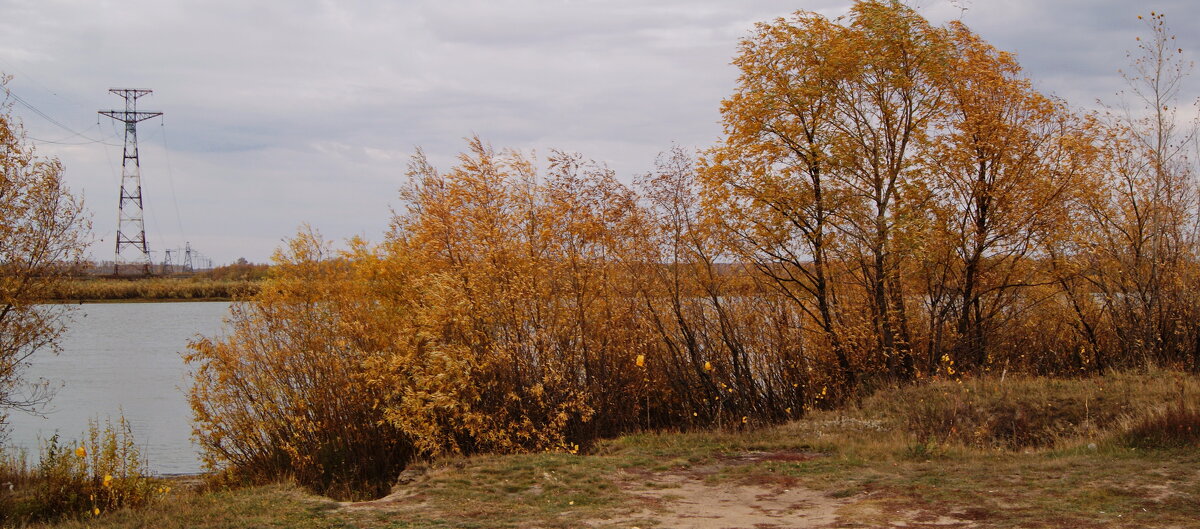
[341,450,985,528]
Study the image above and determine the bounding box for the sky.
[1,0,1198,265]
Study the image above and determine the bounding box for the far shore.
[40,276,262,303]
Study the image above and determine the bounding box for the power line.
[26,133,121,146]
[155,117,187,243]
[3,86,112,144]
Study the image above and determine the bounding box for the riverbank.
[21,372,1200,528]
[25,422,1200,528]
[41,278,260,302]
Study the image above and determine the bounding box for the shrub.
[186,144,815,499]
[186,230,414,500]
[0,416,162,523]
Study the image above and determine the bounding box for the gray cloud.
[1,0,1197,263]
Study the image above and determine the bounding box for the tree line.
[184,2,1200,497]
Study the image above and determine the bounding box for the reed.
[42,278,260,302]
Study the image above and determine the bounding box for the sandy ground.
[601,452,978,529]
[342,450,985,528]
[614,472,849,528]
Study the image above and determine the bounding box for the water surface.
[5,302,229,475]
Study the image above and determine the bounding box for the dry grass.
[850,370,1200,450]
[18,370,1200,528]
[41,278,259,302]
[1120,404,1200,449]
[19,483,344,529]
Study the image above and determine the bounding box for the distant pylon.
[100,89,162,275]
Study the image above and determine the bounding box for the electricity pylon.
[100,89,161,275]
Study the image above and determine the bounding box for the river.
[4,302,230,476]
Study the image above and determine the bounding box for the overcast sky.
[1,0,1197,264]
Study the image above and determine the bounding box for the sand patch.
[610,472,849,529]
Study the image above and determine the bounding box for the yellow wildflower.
[635,354,645,367]
[93,507,100,516]
[75,445,87,458]
[103,474,113,487]
[703,361,713,372]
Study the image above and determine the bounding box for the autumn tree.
[0,77,90,428]
[825,0,949,381]
[703,0,954,387]
[701,10,857,390]
[1068,12,1200,371]
[639,147,806,424]
[703,1,1120,382]
[921,22,1096,373]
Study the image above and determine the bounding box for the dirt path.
[613,472,848,528]
[339,450,984,528]
[601,450,982,529]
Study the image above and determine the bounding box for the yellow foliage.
[185,2,1200,500]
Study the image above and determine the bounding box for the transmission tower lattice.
[100,89,162,275]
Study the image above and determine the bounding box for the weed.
[0,417,162,524]
[899,442,944,461]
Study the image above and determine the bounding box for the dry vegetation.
[0,418,166,525]
[41,278,259,302]
[5,1,1200,526]
[39,261,270,302]
[181,2,1200,501]
[19,372,1200,528]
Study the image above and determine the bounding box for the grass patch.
[409,453,627,525]
[18,370,1200,528]
[23,483,346,529]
